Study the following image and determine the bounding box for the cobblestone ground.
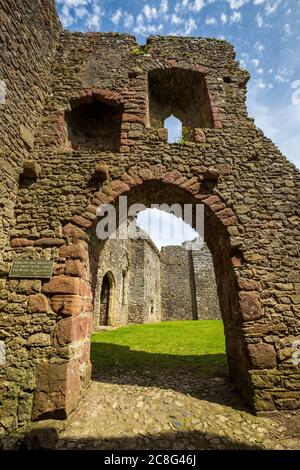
[56,371,300,450]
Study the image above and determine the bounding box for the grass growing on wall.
[91,320,227,376]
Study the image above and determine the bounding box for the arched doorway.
[33,167,276,422]
[100,272,114,326]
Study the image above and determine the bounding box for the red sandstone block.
[163,170,182,184]
[27,294,49,314]
[110,180,130,195]
[173,176,187,186]
[214,121,223,129]
[53,316,91,346]
[59,244,88,262]
[63,223,87,240]
[238,279,261,291]
[210,202,226,213]
[247,343,277,369]
[150,164,166,179]
[187,182,201,195]
[80,280,93,298]
[122,113,145,123]
[239,292,263,321]
[222,216,238,226]
[10,238,33,247]
[227,225,240,236]
[138,168,154,180]
[85,204,98,216]
[51,295,83,316]
[195,64,209,74]
[216,208,235,221]
[127,170,143,185]
[93,192,114,205]
[64,259,86,278]
[121,173,137,186]
[203,195,220,206]
[42,275,81,295]
[180,177,199,190]
[120,139,135,146]
[32,360,81,420]
[72,215,93,229]
[33,238,65,247]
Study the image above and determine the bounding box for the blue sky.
[55,0,300,247]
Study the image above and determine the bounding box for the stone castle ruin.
[0,0,300,442]
[95,220,220,327]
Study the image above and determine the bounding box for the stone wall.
[161,243,221,321]
[0,0,61,442]
[192,244,221,320]
[0,5,299,441]
[161,246,195,321]
[94,222,161,326]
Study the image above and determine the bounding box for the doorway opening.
[100,272,114,326]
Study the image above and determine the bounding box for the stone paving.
[56,370,300,450]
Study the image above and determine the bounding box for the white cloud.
[283,23,292,36]
[253,0,265,4]
[228,0,248,9]
[230,11,242,22]
[251,58,260,67]
[143,4,158,20]
[124,12,134,29]
[220,12,228,24]
[191,0,205,12]
[254,41,265,54]
[205,16,217,26]
[184,18,197,34]
[171,14,184,25]
[111,9,122,26]
[256,12,265,27]
[160,0,169,14]
[274,68,293,83]
[265,0,282,15]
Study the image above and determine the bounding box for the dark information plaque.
[9,259,54,279]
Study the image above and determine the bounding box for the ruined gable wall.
[161,246,195,321]
[192,245,222,320]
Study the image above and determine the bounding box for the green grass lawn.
[91,320,227,376]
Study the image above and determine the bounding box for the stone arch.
[32,164,268,421]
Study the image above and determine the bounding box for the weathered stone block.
[10,238,33,247]
[42,276,80,295]
[62,223,87,240]
[32,361,81,420]
[248,343,277,369]
[64,259,85,278]
[27,294,49,313]
[239,292,263,321]
[33,238,65,247]
[51,295,83,316]
[59,244,88,262]
[27,333,50,347]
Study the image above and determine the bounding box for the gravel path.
[56,370,300,450]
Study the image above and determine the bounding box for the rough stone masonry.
[0,0,299,442]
